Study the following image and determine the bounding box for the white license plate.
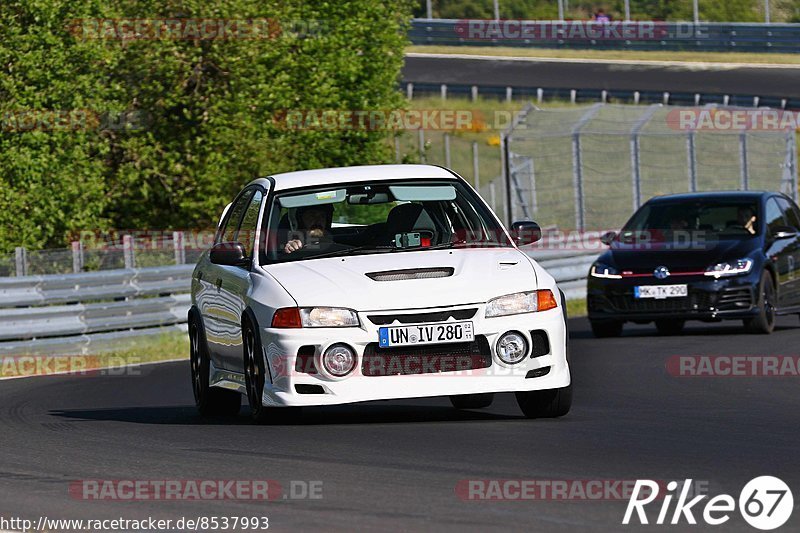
[634,284,688,299]
[378,321,474,348]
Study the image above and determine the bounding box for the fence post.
[71,241,84,273]
[406,82,414,100]
[783,129,798,202]
[444,133,451,168]
[14,247,28,277]
[123,235,135,269]
[472,141,480,189]
[173,231,186,265]
[471,85,478,102]
[440,84,447,100]
[394,136,401,163]
[489,181,497,213]
[630,105,660,211]
[417,129,426,163]
[570,103,602,232]
[687,131,698,192]
[739,134,749,190]
[505,86,513,102]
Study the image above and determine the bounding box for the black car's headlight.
[704,258,753,278]
[590,263,622,279]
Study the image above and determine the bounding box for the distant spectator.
[593,9,611,23]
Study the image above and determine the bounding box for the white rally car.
[189,164,571,422]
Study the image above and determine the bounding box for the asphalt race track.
[1,317,799,532]
[402,54,800,98]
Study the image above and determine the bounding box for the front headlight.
[300,307,359,327]
[704,258,753,278]
[590,262,622,279]
[485,290,557,318]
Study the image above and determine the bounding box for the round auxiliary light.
[496,331,528,365]
[321,344,357,377]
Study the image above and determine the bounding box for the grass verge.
[0,330,188,379]
[407,45,800,65]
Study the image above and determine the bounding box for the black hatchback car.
[587,191,800,337]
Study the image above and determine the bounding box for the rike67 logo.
[623,477,793,530]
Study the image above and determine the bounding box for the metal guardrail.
[530,249,597,300]
[0,265,193,356]
[410,19,800,53]
[0,252,597,355]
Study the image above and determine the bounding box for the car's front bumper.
[587,272,760,322]
[258,303,569,407]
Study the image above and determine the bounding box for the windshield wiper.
[424,240,506,250]
[306,245,397,259]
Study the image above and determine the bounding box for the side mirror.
[600,231,617,246]
[511,220,542,245]
[772,226,798,240]
[210,242,250,267]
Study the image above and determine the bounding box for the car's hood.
[266,248,538,311]
[601,238,759,272]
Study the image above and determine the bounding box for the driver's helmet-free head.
[292,203,335,231]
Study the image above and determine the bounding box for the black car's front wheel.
[744,271,776,334]
[189,316,241,417]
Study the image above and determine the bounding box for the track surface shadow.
[51,401,524,426]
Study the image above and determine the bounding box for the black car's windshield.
[261,180,512,263]
[619,199,761,243]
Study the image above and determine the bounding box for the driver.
[284,204,335,253]
[737,206,757,235]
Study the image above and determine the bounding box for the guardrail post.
[71,241,84,273]
[505,87,512,102]
[471,85,478,102]
[173,231,186,265]
[123,235,135,269]
[14,247,28,277]
[537,88,543,104]
[440,83,447,100]
[417,129,426,163]
[406,82,414,100]
[444,133,451,168]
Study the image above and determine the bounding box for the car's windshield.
[261,179,511,263]
[619,199,761,242]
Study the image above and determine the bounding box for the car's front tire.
[449,393,494,410]
[515,385,572,419]
[243,319,300,424]
[189,316,241,417]
[590,320,623,338]
[744,271,776,334]
[655,319,685,335]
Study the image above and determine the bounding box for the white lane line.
[0,357,187,381]
[405,52,800,70]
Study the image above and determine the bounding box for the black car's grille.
[367,308,478,326]
[717,287,753,310]
[361,335,491,377]
[607,290,713,313]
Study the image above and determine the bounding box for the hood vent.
[366,267,454,282]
